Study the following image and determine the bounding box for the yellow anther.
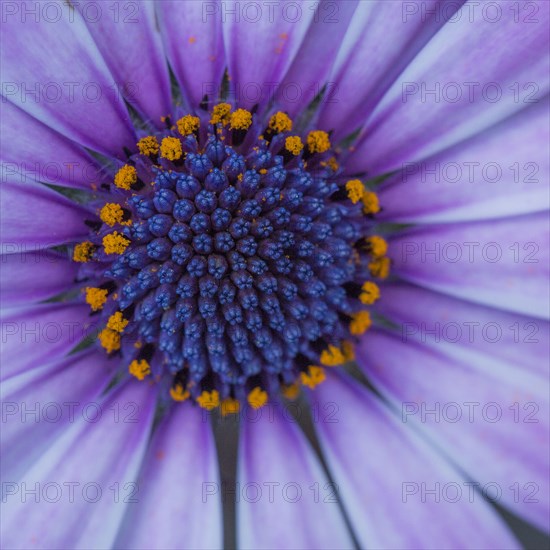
[281,382,300,400]
[103,232,130,255]
[99,203,125,227]
[73,241,94,262]
[259,168,267,175]
[345,179,366,204]
[350,311,372,335]
[320,345,346,367]
[197,390,220,410]
[210,103,232,125]
[220,398,240,416]
[114,165,137,190]
[99,328,121,353]
[85,287,108,311]
[300,366,326,389]
[160,137,183,161]
[177,115,200,136]
[342,340,355,361]
[170,384,190,402]
[285,136,304,155]
[362,191,380,214]
[129,359,151,381]
[247,387,268,409]
[107,311,128,333]
[307,130,331,154]
[327,157,339,171]
[268,111,293,133]
[137,136,159,156]
[230,108,252,130]
[367,236,388,258]
[359,281,381,305]
[369,256,391,280]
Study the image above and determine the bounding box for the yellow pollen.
[367,236,388,258]
[350,311,372,335]
[160,137,183,161]
[103,232,130,255]
[210,103,232,125]
[177,115,200,136]
[197,390,220,410]
[99,203,125,227]
[230,109,252,130]
[362,191,380,214]
[99,328,121,353]
[170,384,190,402]
[247,387,268,409]
[85,287,108,311]
[369,256,391,280]
[300,366,326,389]
[220,398,240,416]
[137,136,159,156]
[268,111,293,133]
[327,157,339,171]
[129,359,151,381]
[359,281,381,305]
[285,136,304,155]
[320,345,346,367]
[345,179,366,204]
[107,311,128,333]
[307,130,331,154]
[281,383,300,400]
[342,340,355,361]
[114,165,137,190]
[73,241,94,262]
[259,168,267,175]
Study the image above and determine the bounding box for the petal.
[0,251,79,307]
[1,5,135,157]
[346,0,550,175]
[377,99,550,223]
[221,0,316,110]
[389,213,550,319]
[0,302,94,381]
[1,348,113,483]
[155,0,225,110]
[113,405,222,550]
[1,381,157,550]
[317,0,466,140]
[0,182,90,249]
[78,1,172,126]
[311,374,520,549]
[238,402,354,549]
[0,101,103,189]
[356,329,550,532]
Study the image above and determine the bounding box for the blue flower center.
[73,106,389,411]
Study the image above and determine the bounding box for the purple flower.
[1,1,548,548]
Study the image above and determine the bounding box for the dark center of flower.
[73,104,390,413]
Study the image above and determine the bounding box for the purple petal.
[318,0,466,140]
[1,7,135,157]
[1,381,156,549]
[0,251,79,307]
[1,101,104,189]
[0,302,93,381]
[1,348,113,483]
[389,213,549,319]
[346,0,550,175]
[155,0,225,110]
[311,374,520,549]
[78,1,172,127]
[238,402,354,549]
[113,404,222,549]
[221,0,316,110]
[356,329,549,532]
[377,100,549,223]
[0,182,89,249]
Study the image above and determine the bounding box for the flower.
[1,1,549,549]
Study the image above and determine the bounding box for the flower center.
[73,105,389,412]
